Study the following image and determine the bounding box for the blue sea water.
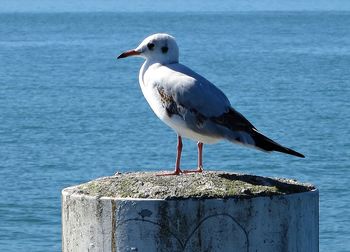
[0,11,349,251]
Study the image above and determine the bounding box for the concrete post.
[62,171,318,252]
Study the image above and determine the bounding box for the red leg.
[197,142,203,171]
[183,142,204,174]
[157,135,183,176]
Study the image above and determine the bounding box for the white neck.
[139,60,153,87]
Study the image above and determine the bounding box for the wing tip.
[251,131,305,158]
[285,148,305,158]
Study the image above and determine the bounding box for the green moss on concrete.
[70,171,315,199]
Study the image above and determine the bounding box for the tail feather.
[251,131,305,158]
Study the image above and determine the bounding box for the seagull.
[117,33,304,175]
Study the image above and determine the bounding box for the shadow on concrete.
[218,173,315,195]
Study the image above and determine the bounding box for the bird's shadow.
[217,173,315,194]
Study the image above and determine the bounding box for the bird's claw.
[183,166,203,174]
[156,169,183,176]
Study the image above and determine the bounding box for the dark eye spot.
[161,46,168,53]
[147,43,155,50]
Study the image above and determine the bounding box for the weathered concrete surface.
[62,171,318,252]
[72,171,315,199]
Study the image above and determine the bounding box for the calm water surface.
[0,11,349,251]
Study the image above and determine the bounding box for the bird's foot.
[183,166,203,174]
[156,169,183,176]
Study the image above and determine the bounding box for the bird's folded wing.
[154,64,262,138]
[156,63,231,118]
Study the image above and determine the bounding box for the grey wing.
[156,64,257,142]
[168,63,231,118]
[161,87,257,145]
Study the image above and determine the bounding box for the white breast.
[139,63,167,121]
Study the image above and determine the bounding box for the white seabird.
[117,33,304,175]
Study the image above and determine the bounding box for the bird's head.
[117,33,179,65]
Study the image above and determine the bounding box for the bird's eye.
[147,43,155,50]
[161,46,168,54]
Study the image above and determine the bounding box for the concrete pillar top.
[63,171,316,200]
